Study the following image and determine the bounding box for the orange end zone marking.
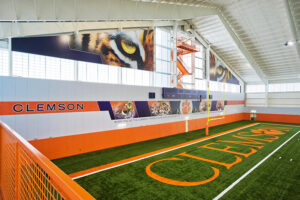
[70,123,259,179]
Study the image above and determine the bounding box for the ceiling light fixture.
[284,39,299,46]
[284,40,295,46]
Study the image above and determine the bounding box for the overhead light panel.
[284,39,299,46]
[284,40,295,46]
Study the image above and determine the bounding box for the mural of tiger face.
[68,30,154,71]
[209,52,239,85]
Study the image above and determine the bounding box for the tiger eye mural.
[209,52,239,85]
[12,29,153,71]
[68,30,154,71]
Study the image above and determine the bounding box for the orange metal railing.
[0,121,95,200]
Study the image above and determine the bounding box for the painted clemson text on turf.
[146,127,289,186]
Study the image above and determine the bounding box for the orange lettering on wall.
[200,142,257,158]
[177,152,242,169]
[145,157,219,186]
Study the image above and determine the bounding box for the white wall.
[244,106,300,115]
[246,92,300,107]
[0,76,245,140]
[246,93,266,107]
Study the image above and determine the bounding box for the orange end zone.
[69,123,258,179]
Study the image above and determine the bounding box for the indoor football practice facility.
[0,0,299,199]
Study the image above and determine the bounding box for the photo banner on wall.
[110,101,139,119]
[12,29,154,71]
[97,100,232,120]
[209,52,240,85]
[0,100,244,117]
[68,30,154,71]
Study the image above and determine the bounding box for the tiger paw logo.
[181,100,192,114]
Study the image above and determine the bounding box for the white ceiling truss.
[0,0,299,84]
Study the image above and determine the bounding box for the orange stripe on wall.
[0,101,99,115]
[30,113,245,160]
[226,100,245,105]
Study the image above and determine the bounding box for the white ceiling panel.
[191,15,262,83]
[220,0,300,81]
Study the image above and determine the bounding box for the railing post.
[14,143,20,200]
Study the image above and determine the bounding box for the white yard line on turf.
[73,123,259,180]
[213,129,300,200]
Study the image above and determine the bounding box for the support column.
[8,37,12,76]
[172,22,178,88]
[205,45,210,90]
[205,45,210,136]
[265,81,269,107]
[74,60,79,81]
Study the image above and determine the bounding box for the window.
[78,61,97,82]
[0,48,9,76]
[28,54,46,78]
[78,62,87,81]
[246,84,265,93]
[122,68,135,85]
[182,54,192,71]
[142,70,151,86]
[210,81,218,91]
[154,73,171,87]
[135,70,143,86]
[231,84,240,93]
[13,52,29,77]
[155,28,172,87]
[45,56,60,80]
[60,59,75,81]
[195,79,207,90]
[108,66,119,84]
[269,83,300,92]
[12,52,75,81]
[98,64,109,83]
[194,45,204,79]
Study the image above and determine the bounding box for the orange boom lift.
[172,38,199,88]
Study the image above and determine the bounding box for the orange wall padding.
[30,113,248,160]
[30,121,186,160]
[256,113,300,124]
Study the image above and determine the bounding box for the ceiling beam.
[0,0,217,22]
[0,20,185,39]
[217,11,267,84]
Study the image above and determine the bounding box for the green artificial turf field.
[53,121,254,174]
[53,121,300,200]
